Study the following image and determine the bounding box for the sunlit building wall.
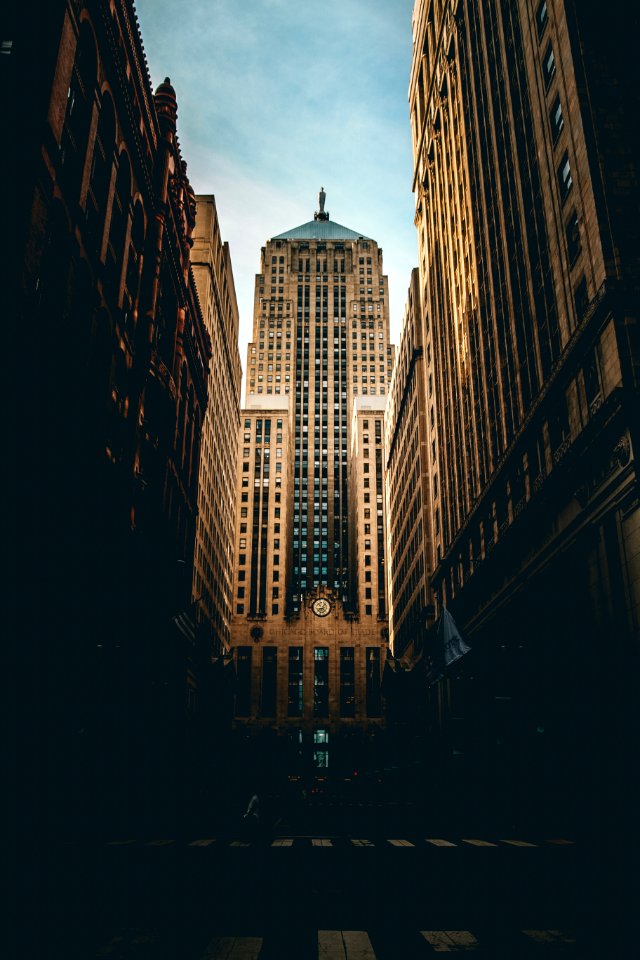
[191,196,242,656]
[407,0,640,819]
[384,268,433,658]
[229,196,394,766]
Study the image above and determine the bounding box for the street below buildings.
[19,798,620,959]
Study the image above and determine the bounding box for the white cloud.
[136,0,418,390]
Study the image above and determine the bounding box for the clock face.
[312,598,331,617]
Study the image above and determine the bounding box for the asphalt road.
[18,806,615,959]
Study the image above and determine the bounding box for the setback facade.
[230,195,394,780]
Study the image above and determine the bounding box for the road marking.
[500,840,538,847]
[312,838,333,847]
[229,841,250,847]
[318,929,376,959]
[545,839,575,845]
[351,839,375,847]
[461,839,497,847]
[97,932,159,954]
[271,838,294,847]
[388,838,415,847]
[189,838,217,846]
[426,838,457,847]
[522,929,576,944]
[421,930,479,951]
[107,840,136,845]
[146,839,175,846]
[200,936,263,958]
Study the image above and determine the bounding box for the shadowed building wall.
[405,0,640,830]
[14,0,216,831]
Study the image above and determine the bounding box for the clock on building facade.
[312,598,331,618]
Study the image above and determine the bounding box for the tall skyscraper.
[385,268,433,659]
[191,196,242,660]
[230,193,394,774]
[404,0,639,823]
[244,189,394,612]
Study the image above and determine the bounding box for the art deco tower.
[243,190,394,615]
[229,193,394,762]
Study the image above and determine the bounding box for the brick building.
[13,1,217,830]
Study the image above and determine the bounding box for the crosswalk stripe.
[230,841,251,847]
[312,838,333,847]
[351,839,374,847]
[318,930,375,959]
[522,929,576,944]
[200,935,263,958]
[147,839,175,846]
[426,838,457,847]
[421,930,479,951]
[500,840,537,847]
[388,839,414,847]
[271,838,294,847]
[189,838,217,847]
[461,839,497,847]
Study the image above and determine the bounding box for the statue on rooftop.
[314,186,329,221]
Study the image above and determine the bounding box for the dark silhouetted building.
[13,1,217,831]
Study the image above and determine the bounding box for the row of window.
[539,7,585,282]
[234,646,382,719]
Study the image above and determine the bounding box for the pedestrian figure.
[243,791,261,840]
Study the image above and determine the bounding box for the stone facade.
[349,396,389,622]
[384,268,434,658]
[404,0,640,828]
[229,198,394,776]
[191,196,242,657]
[232,396,293,625]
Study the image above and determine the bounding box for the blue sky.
[136,0,417,367]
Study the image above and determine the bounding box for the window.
[565,209,581,263]
[550,95,564,141]
[558,152,573,202]
[261,647,277,718]
[235,647,252,717]
[543,43,556,87]
[313,648,329,717]
[365,648,381,717]
[313,728,329,768]
[536,0,548,38]
[583,343,602,410]
[340,648,356,718]
[288,648,303,717]
[574,275,588,319]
